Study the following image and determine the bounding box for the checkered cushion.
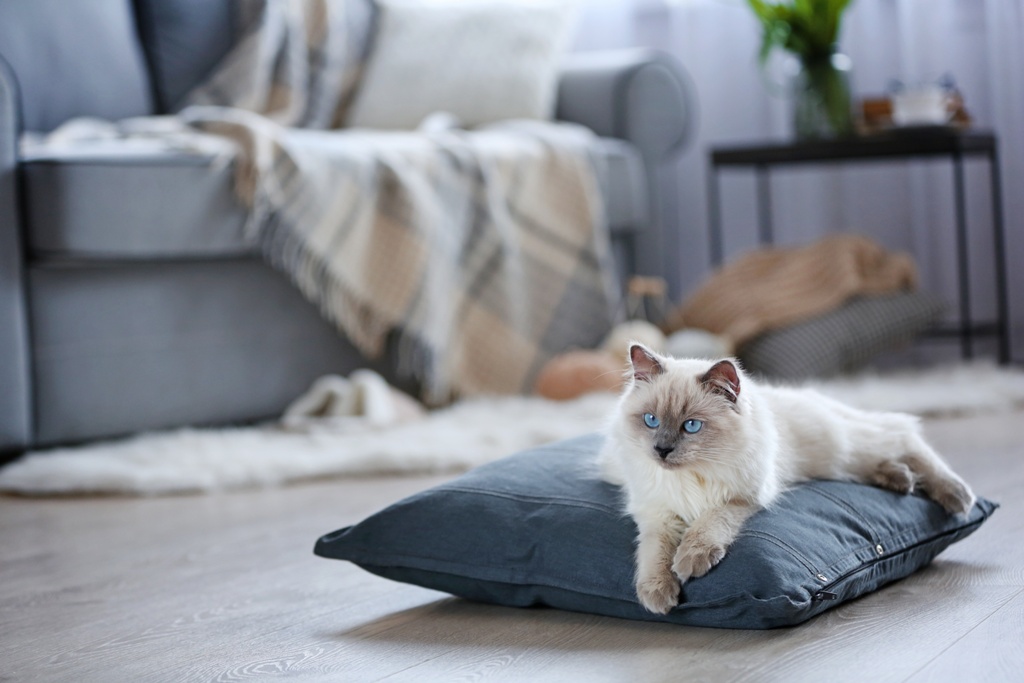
[739,292,946,381]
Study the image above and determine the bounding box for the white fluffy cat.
[599,343,976,615]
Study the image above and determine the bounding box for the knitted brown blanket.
[667,234,917,346]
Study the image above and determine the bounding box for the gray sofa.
[0,0,695,453]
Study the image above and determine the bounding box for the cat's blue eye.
[643,413,660,429]
[683,419,703,434]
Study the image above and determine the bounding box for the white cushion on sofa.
[345,0,577,130]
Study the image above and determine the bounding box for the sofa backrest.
[133,0,379,114]
[0,0,155,132]
[132,0,247,112]
[0,0,381,130]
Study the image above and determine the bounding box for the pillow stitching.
[816,512,990,587]
[684,518,978,618]
[729,513,991,606]
[438,485,623,515]
[738,529,818,574]
[818,555,907,598]
[802,483,882,541]
[346,550,635,603]
[816,515,989,593]
[805,486,990,571]
[351,553,808,612]
[799,484,964,579]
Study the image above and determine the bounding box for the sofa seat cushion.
[22,141,251,260]
[22,134,648,261]
[27,260,384,446]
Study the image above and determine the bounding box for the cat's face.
[618,344,747,470]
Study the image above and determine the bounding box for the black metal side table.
[706,128,1010,363]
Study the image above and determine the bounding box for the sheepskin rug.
[2,361,1023,496]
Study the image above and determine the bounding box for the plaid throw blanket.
[186,0,371,129]
[177,0,620,402]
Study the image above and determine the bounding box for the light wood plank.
[354,582,1018,683]
[906,589,1024,682]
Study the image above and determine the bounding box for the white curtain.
[572,0,1024,360]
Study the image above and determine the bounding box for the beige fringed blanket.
[668,234,917,346]
[186,109,619,402]
[185,0,370,130]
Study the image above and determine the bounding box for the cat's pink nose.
[654,445,672,460]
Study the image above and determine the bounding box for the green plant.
[747,0,853,65]
[747,0,855,137]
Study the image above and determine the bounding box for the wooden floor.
[2,411,1022,683]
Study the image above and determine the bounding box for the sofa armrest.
[556,48,697,165]
[0,56,32,451]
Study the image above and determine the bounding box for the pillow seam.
[739,529,818,574]
[816,511,992,587]
[439,485,623,515]
[353,554,807,612]
[803,483,882,541]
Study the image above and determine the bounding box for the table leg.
[707,161,723,267]
[756,164,774,246]
[952,150,973,359]
[990,146,1011,363]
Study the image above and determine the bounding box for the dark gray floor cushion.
[315,434,996,629]
[739,292,947,381]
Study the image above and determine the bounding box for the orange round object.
[533,350,625,401]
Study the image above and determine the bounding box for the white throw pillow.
[345,0,577,130]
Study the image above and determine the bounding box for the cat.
[598,342,976,615]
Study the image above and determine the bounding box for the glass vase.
[791,52,854,139]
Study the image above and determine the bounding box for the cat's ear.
[629,343,664,383]
[701,360,740,404]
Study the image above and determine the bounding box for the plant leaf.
[747,0,855,63]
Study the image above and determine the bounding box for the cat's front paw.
[636,570,680,614]
[672,539,726,583]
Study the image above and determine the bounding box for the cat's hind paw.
[930,477,976,516]
[636,572,680,614]
[672,540,726,584]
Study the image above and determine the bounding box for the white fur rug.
[3,361,1024,496]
